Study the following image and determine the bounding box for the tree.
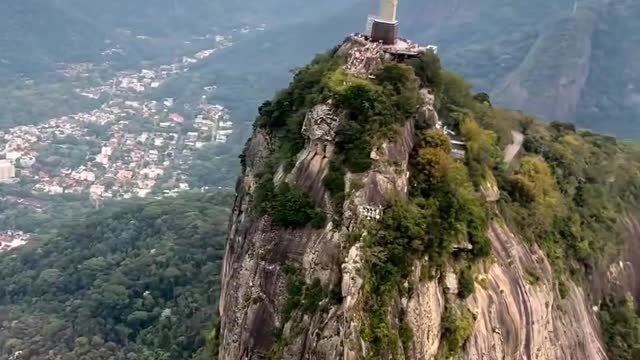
[375,64,418,95]
[255,181,326,229]
[35,269,62,294]
[458,268,475,299]
[440,71,474,112]
[407,50,442,89]
[0,193,233,359]
[415,148,451,188]
[461,118,500,182]
[513,157,561,206]
[417,130,451,153]
[440,306,475,357]
[600,296,640,360]
[473,92,492,106]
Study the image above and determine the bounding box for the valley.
[0,1,639,359]
[0,25,268,250]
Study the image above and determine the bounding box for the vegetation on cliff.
[357,52,496,358]
[255,179,326,228]
[440,305,476,358]
[358,48,640,358]
[328,63,421,173]
[502,121,640,277]
[253,46,495,357]
[409,45,640,282]
[245,39,640,358]
[256,53,343,167]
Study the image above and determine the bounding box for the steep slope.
[217,37,640,359]
[397,0,640,138]
[464,223,606,359]
[491,5,598,124]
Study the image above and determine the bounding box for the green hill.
[400,0,640,138]
[0,193,232,360]
[0,1,105,77]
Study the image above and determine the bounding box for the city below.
[0,25,266,250]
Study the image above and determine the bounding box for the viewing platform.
[349,33,438,60]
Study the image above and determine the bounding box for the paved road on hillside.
[504,130,524,164]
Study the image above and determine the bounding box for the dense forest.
[0,192,232,360]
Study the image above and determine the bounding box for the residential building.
[0,160,15,181]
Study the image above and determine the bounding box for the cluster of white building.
[0,25,271,252]
[77,30,237,101]
[1,83,233,201]
[194,103,233,144]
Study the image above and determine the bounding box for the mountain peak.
[215,32,640,358]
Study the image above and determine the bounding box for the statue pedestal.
[371,19,398,45]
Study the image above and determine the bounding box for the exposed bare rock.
[240,129,276,191]
[342,244,364,312]
[344,42,384,78]
[345,119,416,231]
[465,222,607,360]
[406,264,444,360]
[444,271,459,295]
[480,180,500,203]
[218,107,344,358]
[220,114,610,360]
[289,102,341,206]
[453,241,474,252]
[503,130,524,164]
[218,103,420,359]
[301,102,341,144]
[340,244,367,359]
[418,88,439,128]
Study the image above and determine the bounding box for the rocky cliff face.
[464,223,606,360]
[217,39,608,359]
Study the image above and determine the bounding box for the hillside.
[0,0,363,78]
[399,0,640,138]
[216,36,640,359]
[0,1,105,77]
[0,193,232,360]
[144,0,640,141]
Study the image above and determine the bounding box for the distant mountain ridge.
[0,1,105,77]
[0,0,362,77]
[399,0,640,138]
[1,0,638,138]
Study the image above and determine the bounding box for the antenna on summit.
[370,0,400,45]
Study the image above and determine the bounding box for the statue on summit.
[379,0,399,23]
